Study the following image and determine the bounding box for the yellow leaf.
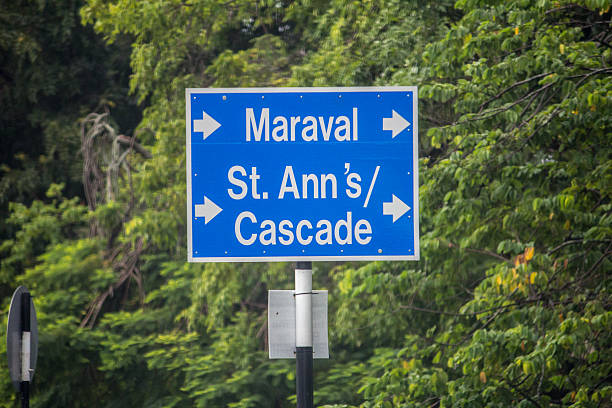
[590,105,596,111]
[404,358,417,370]
[549,212,555,220]
[530,272,537,284]
[559,44,565,54]
[514,27,519,35]
[480,371,487,383]
[572,110,578,115]
[496,275,502,286]
[523,361,532,375]
[564,220,571,230]
[524,247,534,261]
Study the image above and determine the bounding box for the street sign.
[186,87,419,262]
[268,290,328,359]
[6,286,38,392]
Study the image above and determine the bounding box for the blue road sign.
[186,87,419,262]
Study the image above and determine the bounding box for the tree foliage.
[0,0,139,231]
[1,0,610,407]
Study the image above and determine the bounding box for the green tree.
[315,0,612,406]
[1,0,610,407]
[0,0,138,235]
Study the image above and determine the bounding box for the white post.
[21,332,31,382]
[295,266,313,348]
[295,261,313,408]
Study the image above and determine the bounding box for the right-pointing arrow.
[193,111,221,140]
[194,196,223,224]
[383,194,411,222]
[382,110,410,138]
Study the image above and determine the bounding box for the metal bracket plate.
[268,290,329,359]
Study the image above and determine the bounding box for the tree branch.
[448,241,512,263]
[479,73,552,113]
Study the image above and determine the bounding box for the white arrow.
[383,194,411,222]
[382,110,410,138]
[194,196,222,224]
[193,111,221,140]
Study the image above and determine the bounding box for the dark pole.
[295,261,313,408]
[296,347,313,408]
[20,292,30,408]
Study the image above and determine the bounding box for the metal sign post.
[6,286,38,408]
[295,261,313,408]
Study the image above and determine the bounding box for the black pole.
[296,347,313,407]
[20,292,30,408]
[295,261,313,408]
[20,382,29,408]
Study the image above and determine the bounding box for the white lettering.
[315,220,332,245]
[302,116,317,141]
[245,108,359,143]
[279,166,300,199]
[235,211,257,245]
[246,108,269,141]
[234,212,371,247]
[302,174,318,199]
[352,107,358,140]
[259,220,276,245]
[334,116,350,141]
[249,167,261,199]
[354,219,372,244]
[320,174,337,198]
[346,173,361,198]
[334,211,352,245]
[296,220,313,245]
[319,116,334,141]
[290,116,301,141]
[278,220,294,245]
[228,165,248,199]
[272,116,288,141]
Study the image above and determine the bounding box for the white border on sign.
[186,90,194,261]
[186,86,419,263]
